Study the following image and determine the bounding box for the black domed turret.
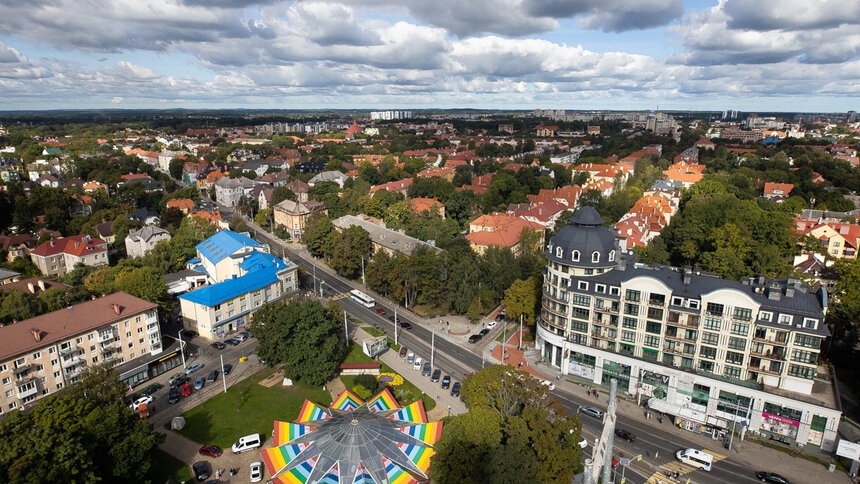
[546,206,618,268]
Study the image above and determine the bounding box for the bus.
[350,289,375,308]
[675,448,713,471]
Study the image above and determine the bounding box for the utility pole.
[178,330,186,369]
[519,313,523,351]
[344,311,349,344]
[361,256,366,291]
[220,354,227,393]
[394,306,398,345]
[431,329,435,368]
[601,379,619,484]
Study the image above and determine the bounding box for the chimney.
[50,240,54,247]
[27,282,35,293]
[111,304,121,315]
[683,269,692,285]
[37,280,45,291]
[31,328,41,342]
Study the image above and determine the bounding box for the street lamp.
[177,330,187,369]
[447,405,451,417]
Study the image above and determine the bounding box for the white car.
[579,437,588,449]
[413,357,423,371]
[249,461,264,482]
[486,320,497,329]
[540,380,556,391]
[129,396,153,410]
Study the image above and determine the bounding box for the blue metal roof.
[195,231,261,264]
[178,252,295,307]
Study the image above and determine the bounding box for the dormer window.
[592,251,600,263]
[556,247,563,258]
[572,250,580,262]
[609,250,616,262]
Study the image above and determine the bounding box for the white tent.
[171,416,186,430]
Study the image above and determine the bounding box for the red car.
[180,382,192,397]
[375,308,386,316]
[199,445,223,458]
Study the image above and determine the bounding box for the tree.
[329,226,372,279]
[169,157,185,180]
[466,297,483,323]
[0,288,38,324]
[502,277,541,325]
[115,266,172,311]
[301,213,335,258]
[271,186,296,206]
[160,206,185,232]
[250,299,345,385]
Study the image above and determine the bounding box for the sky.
[1,0,859,112]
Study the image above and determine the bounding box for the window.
[706,302,724,316]
[671,296,684,306]
[609,286,620,296]
[725,351,744,365]
[647,307,664,321]
[571,294,591,306]
[571,307,589,321]
[609,250,616,262]
[2,377,9,385]
[0,364,6,372]
[788,364,815,379]
[622,317,637,329]
[700,346,717,360]
[624,303,639,316]
[794,334,822,349]
[578,281,589,291]
[688,300,700,309]
[571,320,588,333]
[214,304,221,311]
[621,331,636,343]
[556,247,563,258]
[595,284,606,293]
[778,314,793,325]
[572,250,580,262]
[703,317,721,331]
[698,360,714,372]
[733,308,752,321]
[758,311,772,322]
[803,318,819,329]
[729,322,749,336]
[723,366,742,379]
[701,332,719,345]
[592,251,600,263]
[644,335,660,348]
[645,321,662,334]
[625,289,641,302]
[727,337,746,351]
[584,269,593,275]
[791,349,817,364]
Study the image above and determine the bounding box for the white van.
[232,433,262,453]
[413,357,423,371]
[675,448,713,471]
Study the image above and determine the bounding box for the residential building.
[416,166,455,182]
[188,210,230,231]
[166,198,195,214]
[193,230,266,284]
[663,161,705,188]
[178,243,298,339]
[794,219,860,259]
[29,235,109,277]
[215,176,258,207]
[409,198,445,218]
[0,277,68,296]
[537,206,840,450]
[465,212,544,256]
[332,214,440,257]
[125,226,172,259]
[0,268,20,285]
[0,234,36,262]
[763,182,795,201]
[369,178,413,197]
[93,222,115,245]
[273,200,328,240]
[0,292,173,412]
[284,179,311,203]
[536,125,559,137]
[309,170,349,188]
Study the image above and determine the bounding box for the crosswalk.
[644,449,727,484]
[330,293,349,301]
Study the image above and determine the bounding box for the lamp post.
[177,330,186,369]
[447,405,451,417]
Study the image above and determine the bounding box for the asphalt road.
[249,225,766,484]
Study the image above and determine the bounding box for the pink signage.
[762,412,799,426]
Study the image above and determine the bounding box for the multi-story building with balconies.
[0,292,178,413]
[536,206,841,451]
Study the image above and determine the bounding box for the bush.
[354,374,379,394]
[352,385,372,400]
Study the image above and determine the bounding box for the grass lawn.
[341,342,436,411]
[147,449,192,483]
[175,367,332,449]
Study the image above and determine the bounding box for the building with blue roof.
[178,232,298,340]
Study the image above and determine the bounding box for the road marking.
[330,293,349,301]
[645,471,679,484]
[700,449,727,461]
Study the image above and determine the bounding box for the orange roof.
[410,197,444,213]
[369,178,413,194]
[763,182,794,196]
[167,198,195,211]
[188,210,223,224]
[82,181,107,191]
[466,216,543,248]
[31,235,107,257]
[417,166,454,178]
[663,162,704,184]
[121,172,150,182]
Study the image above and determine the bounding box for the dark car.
[468,334,482,344]
[211,342,226,350]
[192,461,209,481]
[140,383,162,396]
[614,429,636,442]
[224,338,240,346]
[431,369,441,382]
[479,328,490,336]
[450,382,461,397]
[198,445,223,458]
[222,364,233,375]
[495,314,505,321]
[755,472,789,484]
[182,330,198,340]
[376,308,386,316]
[207,370,219,383]
[168,388,180,404]
[422,362,432,376]
[388,315,398,323]
[399,321,412,330]
[399,347,408,358]
[441,375,451,389]
[180,382,192,397]
[170,376,189,389]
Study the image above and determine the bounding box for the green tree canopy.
[502,277,541,325]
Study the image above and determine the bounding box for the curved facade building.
[536,206,841,450]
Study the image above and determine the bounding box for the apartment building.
[125,226,171,259]
[536,206,840,450]
[273,199,328,240]
[0,292,170,413]
[29,235,109,276]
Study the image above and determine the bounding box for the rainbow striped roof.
[260,389,443,484]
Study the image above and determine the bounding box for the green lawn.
[147,449,192,483]
[175,367,332,449]
[341,342,436,411]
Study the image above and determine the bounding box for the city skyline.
[1,0,859,112]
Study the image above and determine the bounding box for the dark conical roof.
[546,206,617,268]
[569,205,604,227]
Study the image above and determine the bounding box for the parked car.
[579,406,603,419]
[615,429,636,442]
[137,403,151,419]
[451,382,461,397]
[192,461,209,481]
[207,370,219,383]
[185,363,205,375]
[198,445,223,458]
[222,363,233,375]
[250,461,264,483]
[168,373,184,387]
[211,342,226,350]
[540,380,556,391]
[180,382,192,397]
[232,433,262,453]
[129,396,153,411]
[441,375,451,389]
[578,437,588,449]
[239,331,251,339]
[431,369,441,382]
[495,314,505,322]
[168,388,180,404]
[422,362,432,377]
[194,376,205,390]
[182,330,198,340]
[399,321,412,330]
[406,352,415,363]
[234,333,248,342]
[468,334,482,344]
[140,383,162,396]
[224,338,240,346]
[478,329,490,336]
[375,307,386,316]
[755,472,790,484]
[413,357,423,371]
[487,320,497,328]
[399,347,408,358]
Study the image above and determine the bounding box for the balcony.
[749,349,786,360]
[749,364,782,376]
[666,318,699,329]
[753,336,788,346]
[594,305,619,314]
[146,324,159,335]
[12,364,32,376]
[97,331,115,343]
[63,366,85,379]
[542,302,567,318]
[592,318,618,328]
[15,382,38,399]
[61,357,81,368]
[664,333,697,344]
[59,345,79,356]
[591,330,616,341]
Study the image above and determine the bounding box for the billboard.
[836,439,860,460]
[362,336,388,358]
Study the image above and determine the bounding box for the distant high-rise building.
[847,111,857,123]
[370,110,412,121]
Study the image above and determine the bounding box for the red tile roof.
[30,235,107,257]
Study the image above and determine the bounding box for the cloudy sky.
[1,0,859,112]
